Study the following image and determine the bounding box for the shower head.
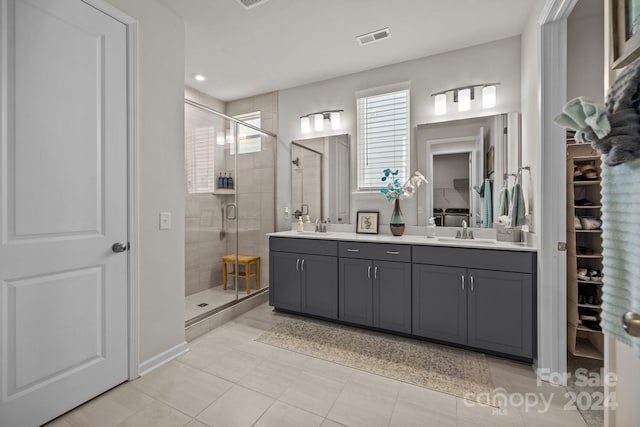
[292,157,300,167]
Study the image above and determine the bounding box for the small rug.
[256,316,496,406]
[566,354,604,427]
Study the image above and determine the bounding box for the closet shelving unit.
[566,137,604,360]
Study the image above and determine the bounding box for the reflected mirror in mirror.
[291,134,350,224]
[417,112,520,228]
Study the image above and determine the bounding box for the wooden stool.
[222,254,260,294]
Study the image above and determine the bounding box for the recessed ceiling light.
[193,73,206,82]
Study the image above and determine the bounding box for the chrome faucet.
[456,220,474,239]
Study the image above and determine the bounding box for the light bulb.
[434,94,446,115]
[314,113,324,131]
[458,88,471,112]
[301,116,310,134]
[482,85,497,108]
[330,112,341,129]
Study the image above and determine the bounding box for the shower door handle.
[226,203,237,220]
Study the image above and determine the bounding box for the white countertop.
[268,230,537,252]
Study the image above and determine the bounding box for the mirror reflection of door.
[291,142,323,221]
[432,153,471,226]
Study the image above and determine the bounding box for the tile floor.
[47,303,590,427]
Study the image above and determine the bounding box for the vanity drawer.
[412,246,535,274]
[338,241,411,262]
[270,237,337,256]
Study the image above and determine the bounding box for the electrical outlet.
[159,212,171,230]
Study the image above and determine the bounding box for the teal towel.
[498,187,509,216]
[553,96,611,143]
[482,179,492,228]
[507,183,525,227]
[600,159,640,360]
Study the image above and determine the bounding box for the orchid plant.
[380,169,428,202]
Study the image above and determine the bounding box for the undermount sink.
[436,237,496,245]
[296,231,333,236]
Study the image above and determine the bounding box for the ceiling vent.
[356,27,391,46]
[235,0,269,9]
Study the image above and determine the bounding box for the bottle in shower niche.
[227,172,234,189]
[223,172,229,188]
[218,172,224,189]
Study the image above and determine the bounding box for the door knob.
[112,242,128,253]
[622,312,640,337]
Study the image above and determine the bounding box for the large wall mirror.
[291,134,350,224]
[416,113,520,228]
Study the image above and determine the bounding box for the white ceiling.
[160,0,536,102]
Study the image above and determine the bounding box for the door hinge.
[557,242,567,251]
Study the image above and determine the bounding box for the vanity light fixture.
[299,110,344,134]
[431,83,500,115]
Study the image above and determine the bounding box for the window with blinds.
[234,111,261,155]
[357,89,409,190]
[185,125,216,194]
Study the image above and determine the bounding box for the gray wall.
[106,0,186,363]
[277,36,522,231]
[568,0,605,102]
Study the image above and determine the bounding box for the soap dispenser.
[426,217,436,238]
[297,216,304,232]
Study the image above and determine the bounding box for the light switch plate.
[159,212,171,230]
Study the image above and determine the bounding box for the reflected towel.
[507,183,525,227]
[600,159,640,360]
[498,187,510,216]
[482,179,493,228]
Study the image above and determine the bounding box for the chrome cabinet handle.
[374,266,378,279]
[470,276,474,292]
[296,258,300,271]
[347,248,360,252]
[461,275,465,290]
[301,259,305,271]
[386,251,400,255]
[367,265,371,279]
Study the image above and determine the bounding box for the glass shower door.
[227,117,275,300]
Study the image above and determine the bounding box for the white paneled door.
[0,0,129,426]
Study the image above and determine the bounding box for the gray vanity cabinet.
[412,264,467,345]
[338,242,412,334]
[467,268,533,358]
[269,237,338,319]
[412,246,536,360]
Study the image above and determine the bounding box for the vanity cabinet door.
[269,251,302,312]
[339,258,373,326]
[412,264,467,345]
[301,254,338,319]
[373,261,412,334]
[467,269,533,359]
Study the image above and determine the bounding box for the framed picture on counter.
[356,211,379,234]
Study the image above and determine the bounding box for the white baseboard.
[137,341,189,376]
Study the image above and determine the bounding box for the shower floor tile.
[185,286,239,322]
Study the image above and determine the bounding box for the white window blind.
[185,125,216,194]
[357,89,409,190]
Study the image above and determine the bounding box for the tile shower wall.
[184,88,277,297]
